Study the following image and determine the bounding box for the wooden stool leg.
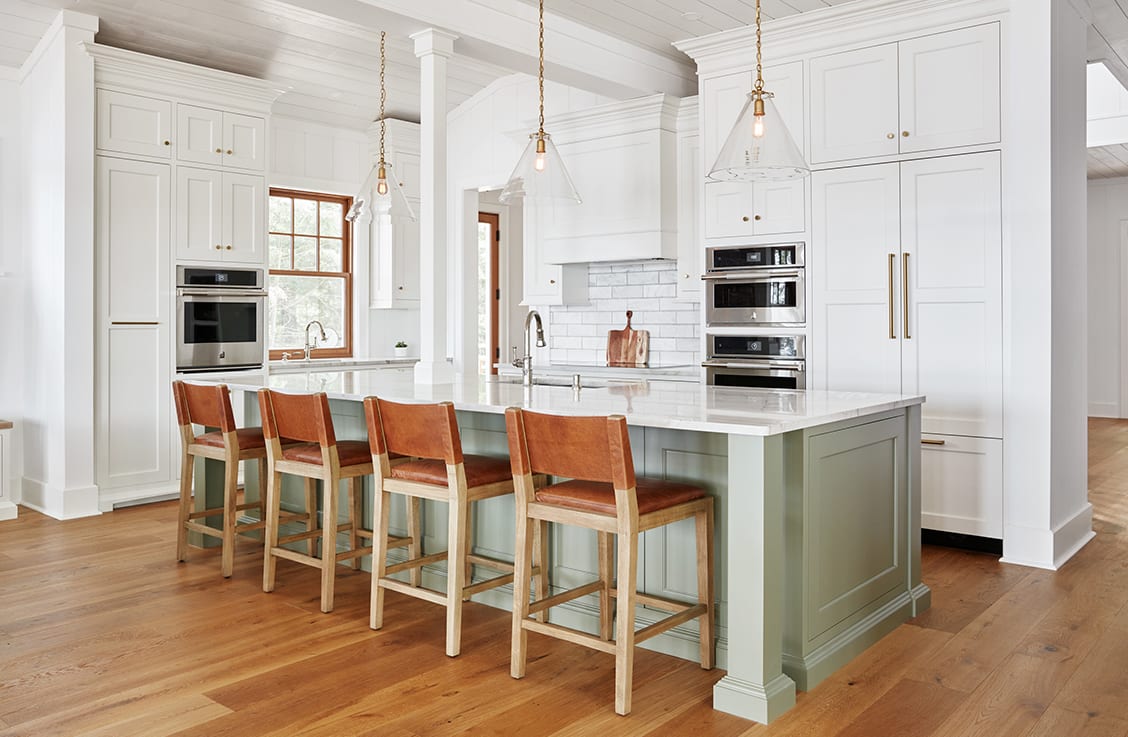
[221,455,239,578]
[263,467,283,592]
[407,496,422,588]
[348,476,362,571]
[320,473,339,613]
[598,531,613,640]
[445,496,469,657]
[614,528,639,716]
[370,486,391,630]
[304,478,318,557]
[176,450,194,563]
[256,458,268,532]
[510,514,534,679]
[462,503,474,601]
[534,520,549,624]
[696,500,716,670]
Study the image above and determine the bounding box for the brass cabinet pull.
[225,245,232,250]
[888,253,896,339]
[215,148,222,153]
[754,214,762,221]
[226,149,233,155]
[921,438,946,446]
[886,133,895,140]
[549,279,556,285]
[902,131,910,137]
[111,321,159,326]
[742,216,750,222]
[215,245,222,250]
[163,140,171,146]
[903,252,911,339]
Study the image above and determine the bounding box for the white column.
[411,28,458,385]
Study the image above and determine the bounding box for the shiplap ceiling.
[1090,0,1128,178]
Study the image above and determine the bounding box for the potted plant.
[394,340,409,358]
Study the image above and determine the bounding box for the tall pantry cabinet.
[89,44,276,508]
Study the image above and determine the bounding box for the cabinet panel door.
[676,131,703,300]
[702,71,754,239]
[900,152,1002,437]
[899,24,1000,154]
[223,112,267,171]
[811,164,901,393]
[810,44,899,164]
[103,325,171,487]
[221,173,265,264]
[752,178,806,235]
[704,182,755,238]
[176,104,223,166]
[393,212,421,303]
[921,434,1002,538]
[175,166,223,261]
[97,90,172,159]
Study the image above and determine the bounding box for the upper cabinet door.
[97,90,173,159]
[176,104,223,166]
[701,71,753,172]
[898,24,1000,155]
[222,173,265,264]
[175,166,223,262]
[810,43,899,164]
[223,112,267,171]
[752,179,806,236]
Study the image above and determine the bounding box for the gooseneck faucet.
[512,310,546,386]
[303,320,327,361]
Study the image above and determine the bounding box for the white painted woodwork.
[752,179,807,236]
[811,162,903,395]
[676,100,702,302]
[371,211,421,308]
[921,434,1003,538]
[810,24,1000,165]
[899,152,1002,438]
[96,89,172,159]
[95,156,172,490]
[176,103,222,166]
[222,111,266,171]
[175,166,222,261]
[898,24,1000,154]
[221,172,265,264]
[0,424,13,521]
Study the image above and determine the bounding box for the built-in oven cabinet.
[175,167,265,264]
[700,64,806,242]
[94,155,177,494]
[175,104,266,172]
[96,90,173,159]
[809,23,1000,165]
[921,434,1003,539]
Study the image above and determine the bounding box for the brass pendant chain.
[538,0,545,137]
[754,0,764,98]
[379,30,387,166]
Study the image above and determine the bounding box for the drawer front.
[921,434,1002,538]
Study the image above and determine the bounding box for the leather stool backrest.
[258,389,336,447]
[364,397,462,465]
[505,408,636,491]
[173,381,236,433]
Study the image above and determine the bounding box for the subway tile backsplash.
[547,261,701,367]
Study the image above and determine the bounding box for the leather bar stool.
[173,380,292,578]
[259,388,376,613]
[504,408,715,716]
[364,397,544,657]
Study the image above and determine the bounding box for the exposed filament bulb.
[376,164,389,196]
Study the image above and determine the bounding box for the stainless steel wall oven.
[704,243,805,327]
[176,266,266,372]
[703,334,806,389]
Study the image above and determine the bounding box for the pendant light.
[498,0,581,205]
[707,0,809,181]
[346,31,417,223]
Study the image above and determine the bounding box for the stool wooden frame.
[364,397,545,657]
[504,407,715,716]
[173,380,284,578]
[259,388,379,613]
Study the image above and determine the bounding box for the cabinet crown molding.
[547,93,680,143]
[675,0,1006,75]
[85,43,282,115]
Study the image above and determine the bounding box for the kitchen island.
[197,367,928,724]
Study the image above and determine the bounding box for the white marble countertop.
[203,367,923,437]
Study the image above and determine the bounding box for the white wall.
[0,71,23,498]
[478,188,524,370]
[1087,177,1127,418]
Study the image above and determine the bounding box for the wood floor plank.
[1025,705,1128,737]
[1050,606,1128,721]
[831,679,964,737]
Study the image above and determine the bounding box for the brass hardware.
[887,253,895,339]
[215,245,222,251]
[111,321,159,326]
[226,149,233,155]
[742,216,750,222]
[902,131,910,137]
[215,148,222,153]
[397,286,404,291]
[902,252,910,339]
[549,279,556,285]
[163,140,171,146]
[921,438,946,446]
[754,215,762,221]
[887,133,895,140]
[225,245,232,251]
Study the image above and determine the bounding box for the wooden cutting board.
[606,311,650,367]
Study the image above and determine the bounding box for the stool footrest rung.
[462,572,513,597]
[184,520,223,538]
[385,550,447,575]
[379,578,447,605]
[634,604,708,645]
[466,554,513,573]
[528,580,604,616]
[521,619,617,654]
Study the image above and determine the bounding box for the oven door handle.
[177,288,268,298]
[702,360,805,370]
[701,271,802,281]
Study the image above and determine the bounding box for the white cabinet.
[96,90,173,159]
[0,422,13,521]
[175,167,264,264]
[370,209,421,308]
[810,23,1000,164]
[812,151,1002,536]
[522,205,588,306]
[676,100,702,301]
[95,156,174,491]
[177,104,266,171]
[921,434,1003,538]
[701,64,806,241]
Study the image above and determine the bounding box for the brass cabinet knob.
[742,216,750,222]
[902,131,910,137]
[163,140,171,146]
[682,273,689,279]
[215,148,222,153]
[214,245,222,250]
[397,286,404,291]
[754,214,762,221]
[549,279,556,285]
[225,245,232,250]
[886,133,895,140]
[226,149,233,155]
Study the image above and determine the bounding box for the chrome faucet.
[303,320,327,360]
[512,310,546,386]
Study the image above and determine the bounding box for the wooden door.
[809,43,899,164]
[479,213,500,375]
[810,163,902,394]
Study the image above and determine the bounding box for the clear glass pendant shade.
[498,132,582,205]
[345,160,417,223]
[708,92,809,181]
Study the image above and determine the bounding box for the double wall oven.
[176,266,267,372]
[703,243,807,389]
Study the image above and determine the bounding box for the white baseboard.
[98,482,180,512]
[1001,502,1095,570]
[1088,401,1120,418]
[21,478,101,520]
[0,500,17,521]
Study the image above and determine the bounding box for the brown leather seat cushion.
[535,477,706,516]
[390,454,513,489]
[195,427,266,451]
[282,440,372,467]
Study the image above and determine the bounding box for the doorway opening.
[478,212,500,375]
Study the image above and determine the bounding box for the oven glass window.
[713,280,797,309]
[714,374,799,389]
[183,301,259,344]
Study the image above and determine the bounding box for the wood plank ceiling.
[1090,0,1128,178]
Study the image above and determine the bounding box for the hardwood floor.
[1,419,1127,736]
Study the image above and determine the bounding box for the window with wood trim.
[267,189,353,359]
